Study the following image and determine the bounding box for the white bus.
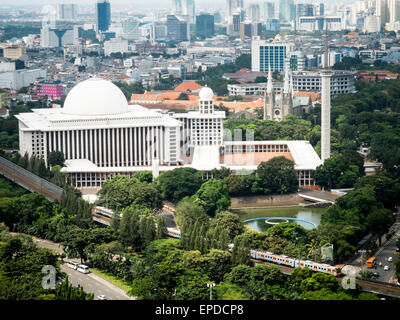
[77,264,90,274]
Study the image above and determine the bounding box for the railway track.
[252,258,400,298]
[0,161,62,202]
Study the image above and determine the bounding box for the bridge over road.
[0,156,64,202]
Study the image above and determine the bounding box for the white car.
[388,257,393,262]
[67,262,77,270]
[384,265,390,271]
[98,295,107,300]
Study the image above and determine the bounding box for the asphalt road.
[30,237,135,300]
[373,226,400,283]
[60,264,134,300]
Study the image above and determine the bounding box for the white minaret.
[320,20,333,162]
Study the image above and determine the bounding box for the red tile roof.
[174,81,203,92]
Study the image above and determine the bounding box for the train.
[228,244,338,276]
[93,206,338,276]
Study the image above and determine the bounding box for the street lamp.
[207,282,215,301]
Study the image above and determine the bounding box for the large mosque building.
[16,78,323,189]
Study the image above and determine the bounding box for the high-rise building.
[252,38,294,72]
[183,0,196,24]
[227,10,242,37]
[240,23,252,39]
[95,0,111,33]
[226,0,244,19]
[296,4,314,17]
[376,0,389,25]
[388,0,400,23]
[167,15,190,41]
[196,13,215,39]
[279,0,294,22]
[56,3,78,20]
[40,26,75,48]
[263,2,275,19]
[173,0,183,14]
[248,4,261,22]
[315,3,325,16]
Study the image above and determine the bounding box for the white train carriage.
[94,206,114,219]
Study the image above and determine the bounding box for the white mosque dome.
[199,86,214,100]
[63,78,129,116]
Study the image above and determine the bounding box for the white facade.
[0,69,47,90]
[251,38,294,72]
[17,78,322,189]
[364,15,381,32]
[103,38,129,56]
[16,78,182,170]
[291,70,356,97]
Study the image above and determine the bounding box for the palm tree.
[306,239,318,261]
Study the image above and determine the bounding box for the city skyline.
[0,0,356,10]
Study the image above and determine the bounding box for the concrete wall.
[230,193,305,208]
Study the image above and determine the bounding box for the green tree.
[256,157,298,194]
[156,167,203,202]
[194,179,231,217]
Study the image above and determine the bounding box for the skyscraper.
[226,0,244,19]
[167,15,190,41]
[248,4,261,23]
[183,0,196,24]
[388,0,400,23]
[56,3,78,20]
[263,2,275,19]
[196,13,215,39]
[279,0,294,22]
[173,0,183,14]
[95,0,111,33]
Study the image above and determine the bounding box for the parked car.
[67,262,77,270]
[373,271,380,278]
[98,295,107,300]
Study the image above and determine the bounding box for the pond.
[235,207,328,232]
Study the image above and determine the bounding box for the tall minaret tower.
[263,68,275,120]
[320,19,333,162]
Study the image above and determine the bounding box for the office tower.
[228,10,241,37]
[248,4,260,22]
[252,38,294,72]
[388,0,400,23]
[183,0,195,24]
[173,0,183,14]
[167,15,189,41]
[315,3,325,16]
[196,13,215,39]
[279,0,294,22]
[376,0,389,25]
[240,23,252,39]
[296,4,314,17]
[40,26,75,47]
[226,0,244,18]
[95,0,111,33]
[263,2,275,19]
[56,3,78,20]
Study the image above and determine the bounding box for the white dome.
[199,86,214,100]
[63,78,129,116]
